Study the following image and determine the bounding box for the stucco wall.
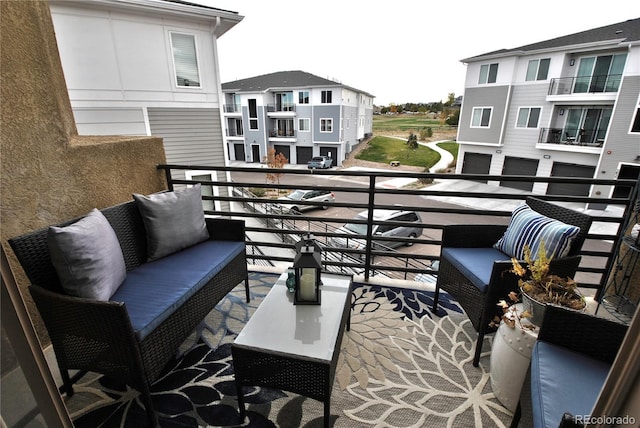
[1,1,167,341]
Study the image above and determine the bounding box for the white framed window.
[471,107,492,127]
[321,90,332,103]
[298,91,309,104]
[478,63,498,84]
[185,171,221,213]
[320,118,333,132]
[516,107,542,128]
[631,107,640,133]
[298,118,310,132]
[170,32,200,88]
[526,58,550,81]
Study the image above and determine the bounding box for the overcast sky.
[208,1,637,106]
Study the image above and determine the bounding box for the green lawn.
[373,115,442,132]
[356,136,440,168]
[437,141,459,163]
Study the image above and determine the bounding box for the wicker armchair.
[431,197,592,366]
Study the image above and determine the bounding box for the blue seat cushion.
[441,247,510,293]
[531,341,611,428]
[110,240,245,340]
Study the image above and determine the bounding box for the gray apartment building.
[221,70,374,166]
[456,18,640,200]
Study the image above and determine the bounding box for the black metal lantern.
[295,232,322,255]
[293,244,322,305]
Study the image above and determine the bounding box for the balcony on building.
[223,103,242,114]
[547,73,622,103]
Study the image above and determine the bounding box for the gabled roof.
[463,17,640,62]
[222,70,374,97]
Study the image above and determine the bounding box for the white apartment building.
[457,18,640,200]
[221,70,374,166]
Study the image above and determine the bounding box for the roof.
[222,70,375,97]
[463,17,640,62]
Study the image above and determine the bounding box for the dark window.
[321,90,332,103]
[248,99,258,130]
[299,91,309,104]
[631,107,640,133]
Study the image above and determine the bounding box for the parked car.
[330,209,422,250]
[278,189,335,214]
[307,156,333,169]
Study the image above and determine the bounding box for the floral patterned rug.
[66,272,514,427]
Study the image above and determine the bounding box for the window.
[526,58,550,81]
[478,63,498,84]
[574,54,627,93]
[630,107,640,133]
[471,107,492,127]
[299,91,309,104]
[185,171,220,212]
[170,32,200,87]
[516,107,541,128]
[299,118,310,132]
[248,99,258,130]
[320,118,333,132]
[321,90,332,103]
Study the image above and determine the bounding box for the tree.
[446,109,460,126]
[406,133,418,149]
[444,92,456,107]
[263,147,288,186]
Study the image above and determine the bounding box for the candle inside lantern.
[299,268,316,301]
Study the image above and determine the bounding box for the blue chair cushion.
[441,247,510,293]
[110,240,245,340]
[531,341,611,428]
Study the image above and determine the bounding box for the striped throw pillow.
[494,203,580,260]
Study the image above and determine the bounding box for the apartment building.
[221,70,374,166]
[457,18,640,199]
[48,0,243,211]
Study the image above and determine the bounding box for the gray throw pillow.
[133,184,210,261]
[48,208,127,301]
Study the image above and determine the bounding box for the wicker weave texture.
[8,200,249,426]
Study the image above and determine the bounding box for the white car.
[278,189,335,214]
[307,156,333,169]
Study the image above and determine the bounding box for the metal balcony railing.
[158,164,639,300]
[223,104,241,113]
[267,104,296,113]
[225,129,244,137]
[268,129,296,138]
[539,128,605,147]
[548,74,623,96]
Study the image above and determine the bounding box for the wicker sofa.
[9,197,249,426]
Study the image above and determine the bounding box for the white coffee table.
[232,272,352,427]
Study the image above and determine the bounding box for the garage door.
[296,147,313,164]
[548,162,595,196]
[461,153,491,183]
[274,145,290,163]
[501,157,539,191]
[319,146,336,159]
[233,143,245,161]
[612,164,640,199]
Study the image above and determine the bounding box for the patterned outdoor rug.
[66,272,515,427]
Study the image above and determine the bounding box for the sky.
[204,0,638,106]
